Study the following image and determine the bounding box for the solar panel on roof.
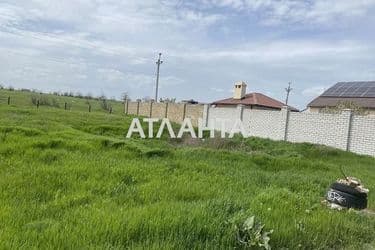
[352,88,367,95]
[321,82,375,98]
[322,89,336,95]
[364,91,375,98]
[363,82,374,87]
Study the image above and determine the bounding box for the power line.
[285,82,293,106]
[155,52,163,102]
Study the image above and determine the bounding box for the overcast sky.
[1,0,375,108]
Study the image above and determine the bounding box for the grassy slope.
[0,100,374,249]
[0,89,124,114]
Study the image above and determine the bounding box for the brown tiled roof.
[212,93,299,111]
[308,97,375,108]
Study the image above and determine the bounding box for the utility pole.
[155,53,163,102]
[285,82,293,106]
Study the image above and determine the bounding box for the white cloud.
[210,87,225,92]
[173,40,370,65]
[0,0,374,108]
[179,10,225,26]
[159,76,185,88]
[204,0,375,25]
[97,68,127,82]
[302,86,328,98]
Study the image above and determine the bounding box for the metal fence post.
[342,109,353,152]
[182,103,187,121]
[203,104,209,127]
[281,106,290,141]
[165,102,169,118]
[124,100,129,114]
[149,101,153,118]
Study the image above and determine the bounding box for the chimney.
[233,81,247,99]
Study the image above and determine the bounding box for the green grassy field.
[0,89,124,114]
[0,91,374,249]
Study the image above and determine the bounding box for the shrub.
[100,98,111,111]
[121,92,130,102]
[31,95,60,108]
[160,97,176,103]
[230,214,273,250]
[51,98,60,108]
[142,96,152,102]
[85,93,93,100]
[75,92,83,98]
[31,96,38,105]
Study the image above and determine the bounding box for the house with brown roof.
[212,82,299,111]
[307,81,375,115]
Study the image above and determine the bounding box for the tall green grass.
[0,89,124,114]
[0,103,374,249]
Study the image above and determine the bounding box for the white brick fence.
[205,105,375,157]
